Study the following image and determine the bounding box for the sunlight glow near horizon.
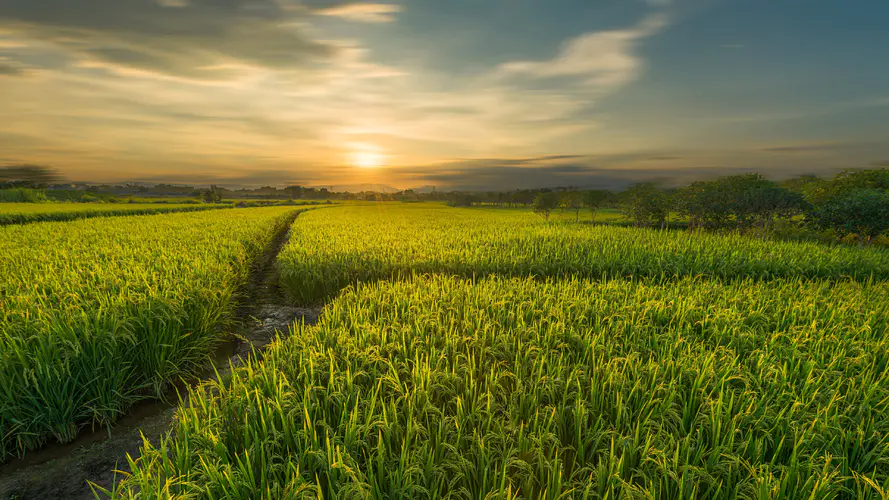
[350,150,384,169]
[0,1,887,188]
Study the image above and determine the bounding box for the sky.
[1,0,888,190]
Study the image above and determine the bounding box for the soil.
[0,213,320,500]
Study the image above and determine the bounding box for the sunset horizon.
[2,0,888,190]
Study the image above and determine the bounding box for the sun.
[351,150,383,169]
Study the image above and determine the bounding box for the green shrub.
[0,188,47,203]
[808,189,889,243]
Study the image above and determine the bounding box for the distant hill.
[322,183,401,193]
[408,185,438,193]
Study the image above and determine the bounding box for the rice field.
[0,202,231,225]
[278,204,889,303]
[0,206,298,460]
[107,275,889,498]
[4,202,888,498]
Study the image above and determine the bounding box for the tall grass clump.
[278,204,889,303]
[108,275,889,499]
[0,202,232,225]
[0,207,299,461]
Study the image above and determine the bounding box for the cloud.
[123,168,323,188]
[760,142,868,153]
[702,96,889,125]
[0,59,28,76]
[386,154,672,190]
[315,3,401,23]
[319,13,672,158]
[0,0,346,79]
[498,13,668,90]
[382,144,889,191]
[0,5,688,188]
[389,163,658,191]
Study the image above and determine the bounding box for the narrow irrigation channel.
[0,211,320,499]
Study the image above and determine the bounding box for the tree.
[559,191,584,222]
[512,190,536,207]
[447,193,478,207]
[201,184,223,203]
[742,186,808,234]
[284,185,303,199]
[807,189,889,244]
[722,175,809,232]
[621,183,671,228]
[676,173,804,233]
[824,168,889,200]
[717,173,775,228]
[675,181,731,230]
[398,189,419,202]
[583,190,610,223]
[782,174,829,204]
[532,192,559,220]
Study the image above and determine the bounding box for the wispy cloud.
[382,144,889,191]
[315,3,402,23]
[0,0,352,80]
[702,96,889,125]
[0,6,675,183]
[7,3,800,189]
[498,13,668,89]
[760,141,882,153]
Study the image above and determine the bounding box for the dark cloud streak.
[124,169,322,189]
[0,0,355,79]
[760,143,868,153]
[388,151,885,191]
[0,60,28,76]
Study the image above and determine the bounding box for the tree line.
[526,169,889,244]
[4,164,888,243]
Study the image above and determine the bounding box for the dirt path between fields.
[0,211,320,500]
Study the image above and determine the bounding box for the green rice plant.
[0,202,232,225]
[107,275,889,499]
[0,207,299,461]
[278,204,889,303]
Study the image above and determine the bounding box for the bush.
[620,183,671,227]
[0,188,47,203]
[201,185,223,204]
[808,189,889,243]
